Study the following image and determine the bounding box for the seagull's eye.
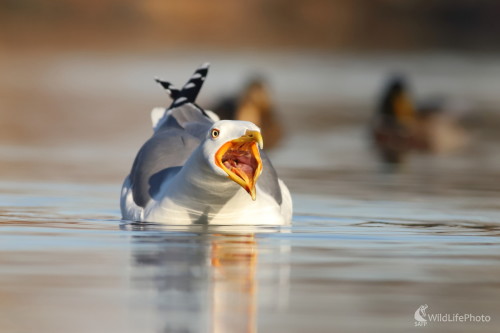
[211,128,220,139]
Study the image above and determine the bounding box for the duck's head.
[202,120,264,200]
[379,75,416,127]
[236,77,272,126]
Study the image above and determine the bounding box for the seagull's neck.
[165,147,241,207]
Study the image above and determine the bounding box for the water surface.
[1,171,499,333]
[1,52,500,333]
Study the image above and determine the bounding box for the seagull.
[120,64,292,225]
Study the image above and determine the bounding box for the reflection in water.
[124,224,289,333]
[210,234,257,333]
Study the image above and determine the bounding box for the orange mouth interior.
[215,139,263,200]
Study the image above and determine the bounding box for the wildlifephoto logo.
[414,304,491,327]
[414,304,428,325]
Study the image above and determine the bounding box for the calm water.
[1,52,500,332]
[1,161,499,333]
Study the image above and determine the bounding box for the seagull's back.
[130,105,211,208]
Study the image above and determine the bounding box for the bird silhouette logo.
[414,304,428,322]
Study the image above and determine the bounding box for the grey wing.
[257,151,283,205]
[130,104,214,208]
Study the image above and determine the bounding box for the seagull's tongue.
[222,144,257,183]
[223,157,253,182]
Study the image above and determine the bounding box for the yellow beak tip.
[248,187,257,201]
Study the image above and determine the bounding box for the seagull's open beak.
[215,130,263,200]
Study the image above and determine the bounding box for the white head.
[201,120,264,200]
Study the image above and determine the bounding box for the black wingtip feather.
[155,78,181,100]
[178,63,209,105]
[155,63,210,108]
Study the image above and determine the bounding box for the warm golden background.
[2,0,500,50]
[1,0,499,181]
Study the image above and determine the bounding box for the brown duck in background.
[371,75,469,164]
[211,77,284,149]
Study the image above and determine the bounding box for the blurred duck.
[371,74,468,164]
[211,77,284,149]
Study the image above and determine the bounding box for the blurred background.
[2,2,500,333]
[1,0,500,185]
